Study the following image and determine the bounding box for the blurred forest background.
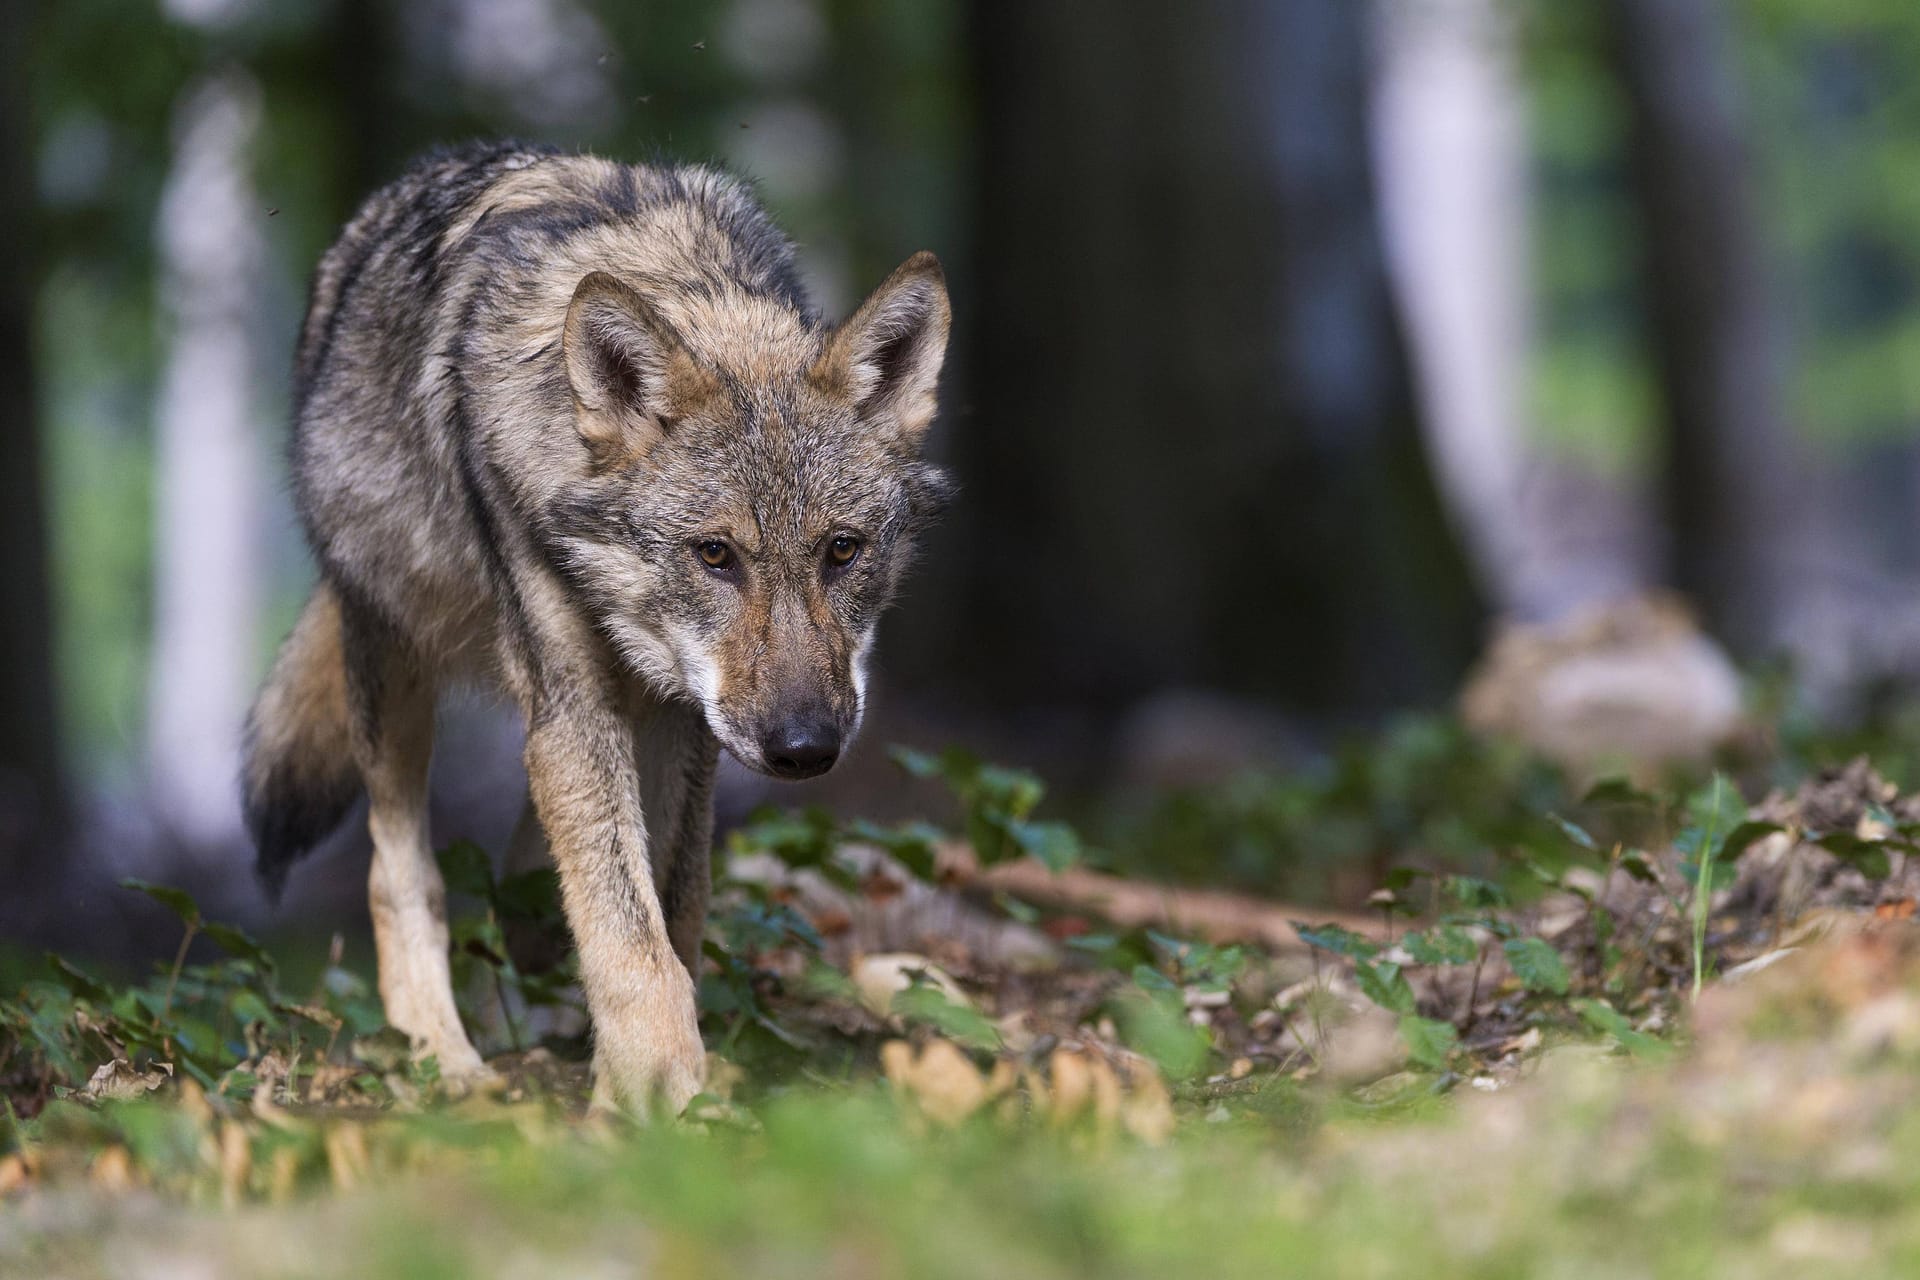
[7,0,1920,938]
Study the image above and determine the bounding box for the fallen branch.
[961,856,1391,952]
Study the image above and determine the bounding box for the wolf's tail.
[241,582,362,901]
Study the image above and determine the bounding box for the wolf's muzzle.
[761,717,841,779]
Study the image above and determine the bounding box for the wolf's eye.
[696,540,735,572]
[826,534,862,568]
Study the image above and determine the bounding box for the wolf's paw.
[407,1035,500,1097]
[588,987,707,1119]
[435,1054,505,1098]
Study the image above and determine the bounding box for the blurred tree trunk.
[1606,0,1793,651]
[147,69,266,852]
[952,0,1482,728]
[1372,0,1533,616]
[0,0,66,882]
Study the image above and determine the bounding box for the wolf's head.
[549,252,951,779]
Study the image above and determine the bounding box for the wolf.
[241,141,952,1112]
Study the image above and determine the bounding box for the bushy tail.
[242,582,362,901]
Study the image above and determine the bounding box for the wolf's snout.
[761,717,841,780]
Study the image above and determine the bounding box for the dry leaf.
[219,1121,252,1208]
[851,953,972,1022]
[79,1058,172,1103]
[90,1146,135,1193]
[324,1123,370,1192]
[0,1153,30,1198]
[1119,1066,1176,1145]
[881,1038,992,1127]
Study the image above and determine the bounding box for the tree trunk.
[0,0,66,882]
[1606,0,1792,651]
[147,70,267,852]
[1371,0,1534,616]
[952,0,1482,728]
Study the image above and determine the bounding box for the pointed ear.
[813,251,951,441]
[563,271,716,463]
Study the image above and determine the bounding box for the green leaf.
[1399,1015,1458,1071]
[1581,777,1658,809]
[1107,988,1211,1081]
[1503,937,1570,995]
[843,818,947,882]
[888,744,953,782]
[1129,963,1180,995]
[495,868,562,921]
[1441,876,1508,910]
[1549,813,1598,852]
[1355,959,1416,1015]
[973,763,1044,821]
[201,921,272,968]
[1618,851,1659,884]
[1403,925,1478,967]
[120,878,201,929]
[732,806,840,868]
[1813,831,1894,880]
[46,954,113,1004]
[1572,998,1673,1060]
[1720,820,1785,862]
[228,990,276,1028]
[435,839,495,898]
[890,985,1002,1051]
[1685,773,1748,835]
[1291,922,1380,960]
[1011,819,1081,873]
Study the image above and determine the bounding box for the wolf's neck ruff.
[243,143,952,1113]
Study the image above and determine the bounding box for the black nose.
[762,720,841,779]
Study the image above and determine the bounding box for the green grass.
[12,1053,1920,1279]
[13,727,1920,1276]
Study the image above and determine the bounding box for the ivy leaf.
[1618,851,1659,884]
[1291,922,1380,960]
[1355,958,1416,1015]
[1813,831,1894,881]
[1441,876,1508,910]
[202,922,272,969]
[891,984,1002,1051]
[1011,819,1081,873]
[1399,1015,1458,1071]
[1572,998,1673,1060]
[1503,937,1570,995]
[1107,987,1212,1081]
[1403,925,1478,967]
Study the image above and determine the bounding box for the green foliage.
[1503,938,1571,997]
[0,881,372,1107]
[891,746,1083,871]
[1105,715,1571,902]
[1398,1016,1459,1071]
[433,842,578,1053]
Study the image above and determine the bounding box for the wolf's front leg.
[524,701,705,1115]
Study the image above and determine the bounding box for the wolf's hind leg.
[343,603,488,1083]
[633,698,719,982]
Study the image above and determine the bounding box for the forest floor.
[8,739,1920,1277]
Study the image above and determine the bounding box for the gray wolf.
[241,141,951,1112]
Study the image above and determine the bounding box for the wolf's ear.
[563,271,716,463]
[813,251,950,442]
